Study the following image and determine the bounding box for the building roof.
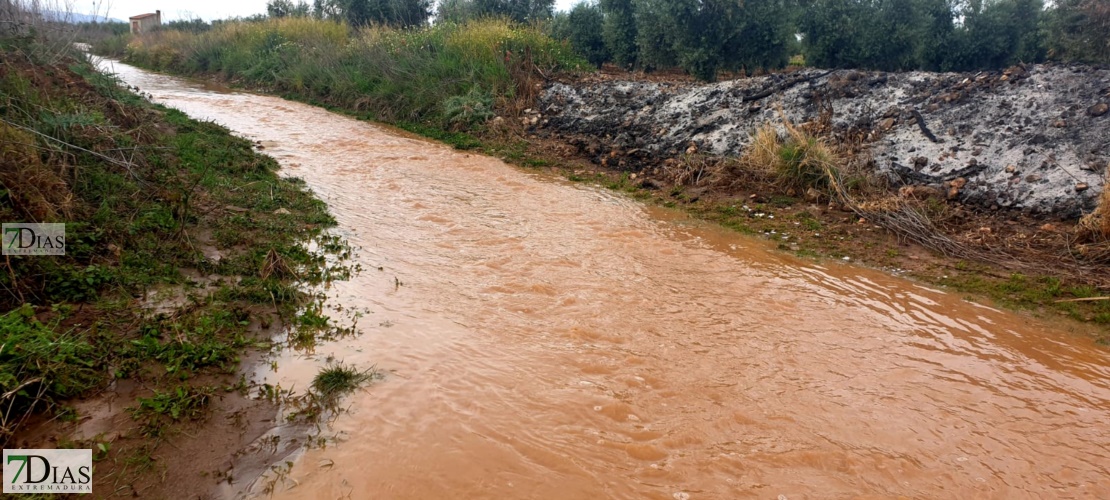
[129,13,159,20]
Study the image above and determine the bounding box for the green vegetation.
[129,386,215,436]
[549,2,609,67]
[437,0,556,24]
[311,362,379,400]
[0,16,352,444]
[99,18,586,133]
[0,306,99,435]
[94,0,1110,86]
[547,0,1109,80]
[941,271,1110,326]
[1044,0,1110,64]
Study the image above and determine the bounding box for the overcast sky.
[74,0,580,22]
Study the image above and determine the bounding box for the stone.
[899,185,943,200]
[913,156,929,170]
[1076,182,1090,192]
[879,117,896,130]
[1088,102,1108,117]
[1005,165,1016,173]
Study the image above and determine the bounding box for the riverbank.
[99,21,1110,334]
[0,43,361,494]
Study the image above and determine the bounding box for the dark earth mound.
[538,64,1110,218]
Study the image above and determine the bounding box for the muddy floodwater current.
[99,60,1110,499]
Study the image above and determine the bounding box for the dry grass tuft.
[260,248,297,280]
[0,122,74,221]
[743,124,781,174]
[735,116,841,195]
[1078,168,1110,242]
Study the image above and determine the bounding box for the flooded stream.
[99,60,1110,499]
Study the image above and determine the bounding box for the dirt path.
[102,60,1110,500]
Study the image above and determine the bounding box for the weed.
[0,305,99,442]
[130,385,214,436]
[443,88,495,129]
[312,362,378,401]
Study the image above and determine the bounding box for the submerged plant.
[311,362,379,400]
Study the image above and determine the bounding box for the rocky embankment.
[538,65,1110,218]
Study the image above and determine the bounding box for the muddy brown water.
[97,60,1110,499]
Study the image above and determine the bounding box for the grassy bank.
[98,18,587,130]
[0,32,357,452]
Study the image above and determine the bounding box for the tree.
[600,0,637,68]
[267,0,311,18]
[338,0,431,27]
[632,0,677,71]
[639,0,790,80]
[471,0,555,23]
[916,0,956,71]
[948,0,1044,70]
[437,0,481,22]
[313,0,346,18]
[564,1,609,67]
[725,0,792,73]
[800,0,871,68]
[1044,0,1108,64]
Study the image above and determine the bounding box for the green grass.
[0,305,100,435]
[311,362,379,400]
[103,18,588,133]
[129,385,214,436]
[0,43,353,445]
[939,271,1110,325]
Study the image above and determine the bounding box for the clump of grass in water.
[312,362,379,401]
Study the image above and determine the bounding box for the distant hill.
[42,9,126,24]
